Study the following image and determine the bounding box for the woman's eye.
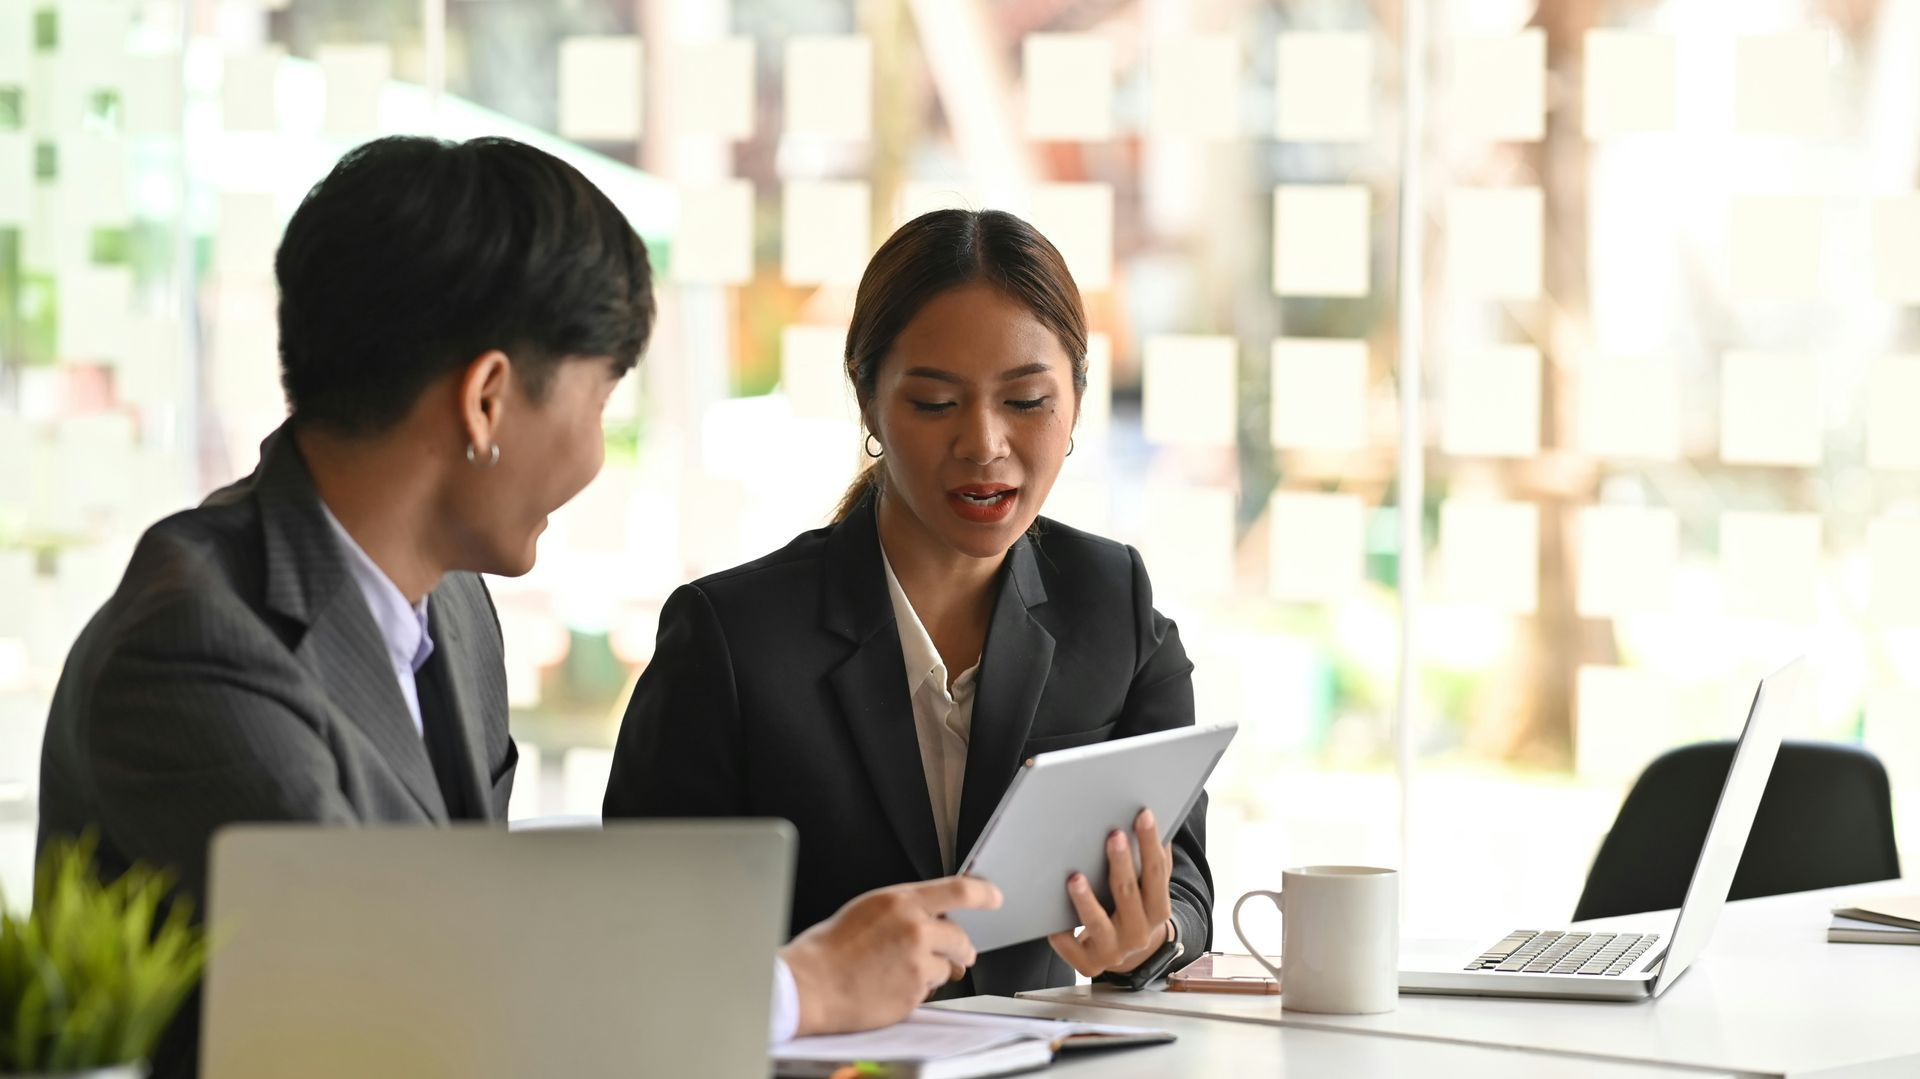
[1008,397,1048,411]
[910,400,956,414]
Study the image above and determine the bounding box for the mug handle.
[1231,889,1285,984]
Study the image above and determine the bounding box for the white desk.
[1020,881,1919,1078]
[931,996,1746,1077]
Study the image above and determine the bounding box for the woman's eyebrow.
[901,362,1053,383]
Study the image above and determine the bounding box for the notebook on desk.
[1828,914,1920,945]
[1832,897,1920,931]
[774,1008,1173,1078]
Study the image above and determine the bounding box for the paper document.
[775,1007,1172,1076]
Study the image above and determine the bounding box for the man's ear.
[458,350,512,454]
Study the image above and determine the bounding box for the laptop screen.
[1650,657,1806,993]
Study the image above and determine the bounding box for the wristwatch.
[1098,917,1184,991]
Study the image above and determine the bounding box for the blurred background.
[2,0,1918,950]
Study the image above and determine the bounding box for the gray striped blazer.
[36,421,517,908]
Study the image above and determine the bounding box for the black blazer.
[604,496,1212,997]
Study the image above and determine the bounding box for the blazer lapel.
[823,500,946,883]
[253,423,448,822]
[423,588,494,820]
[954,536,1054,865]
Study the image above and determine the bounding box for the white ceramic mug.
[1232,865,1399,1014]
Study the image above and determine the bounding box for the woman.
[605,209,1211,997]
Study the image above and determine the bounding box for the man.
[37,135,996,1077]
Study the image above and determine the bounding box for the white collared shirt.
[317,502,434,736]
[880,549,978,876]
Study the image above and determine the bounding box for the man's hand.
[1047,808,1173,977]
[781,876,1003,1036]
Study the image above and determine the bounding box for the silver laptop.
[1400,657,1807,1001]
[203,820,793,1078]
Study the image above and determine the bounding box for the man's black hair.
[275,135,655,434]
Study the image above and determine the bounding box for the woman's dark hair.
[832,208,1089,522]
[276,135,656,435]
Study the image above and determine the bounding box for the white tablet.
[947,722,1237,953]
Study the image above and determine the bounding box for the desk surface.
[929,996,1746,1077]
[1019,880,1918,1078]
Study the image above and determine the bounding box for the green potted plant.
[0,835,207,1078]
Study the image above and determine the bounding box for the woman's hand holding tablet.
[1047,809,1176,976]
[945,723,1236,956]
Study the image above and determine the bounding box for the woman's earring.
[466,442,501,469]
[864,433,884,459]
[1066,438,1075,457]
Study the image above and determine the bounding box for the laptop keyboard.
[1464,930,1661,976]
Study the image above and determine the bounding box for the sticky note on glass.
[54,414,135,517]
[1077,332,1113,450]
[1865,687,1920,774]
[672,180,754,285]
[116,314,183,411]
[1584,31,1676,137]
[122,52,182,135]
[895,182,985,228]
[1271,337,1368,451]
[1719,350,1821,467]
[1449,31,1544,141]
[60,134,128,225]
[1024,33,1113,140]
[1149,35,1239,140]
[1143,334,1238,449]
[1576,666,1677,783]
[670,38,755,140]
[216,191,282,281]
[1144,484,1237,598]
[1447,187,1542,300]
[1872,196,1920,304]
[1441,345,1540,458]
[0,1,28,83]
[783,180,870,286]
[0,133,29,227]
[0,546,29,637]
[1273,185,1370,297]
[1043,479,1111,535]
[1268,490,1365,603]
[1735,31,1830,137]
[1867,356,1920,470]
[1275,31,1370,141]
[786,35,871,140]
[1029,182,1112,291]
[222,50,282,132]
[558,36,643,142]
[1719,511,1820,622]
[782,323,854,422]
[1728,196,1822,300]
[1576,505,1677,617]
[318,44,390,138]
[1576,356,1679,460]
[1439,499,1538,613]
[1869,517,1920,625]
[58,267,131,363]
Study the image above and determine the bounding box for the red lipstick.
[948,484,1018,524]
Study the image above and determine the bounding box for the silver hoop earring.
[466,442,500,469]
[1066,438,1075,457]
[864,434,883,459]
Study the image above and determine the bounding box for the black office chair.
[1572,740,1902,922]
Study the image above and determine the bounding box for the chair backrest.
[1573,740,1901,922]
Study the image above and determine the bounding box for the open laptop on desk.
[1400,657,1808,1002]
[202,820,792,1078]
